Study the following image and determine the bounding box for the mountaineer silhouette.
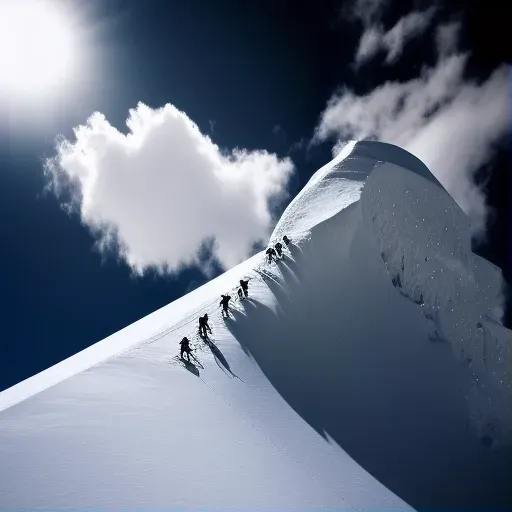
[179,336,191,362]
[198,314,212,338]
[220,294,232,317]
[240,279,249,298]
[266,247,277,264]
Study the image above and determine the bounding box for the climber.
[199,314,212,338]
[180,336,192,362]
[266,247,277,264]
[274,241,283,258]
[220,294,232,317]
[283,235,291,246]
[240,279,249,298]
[237,287,244,300]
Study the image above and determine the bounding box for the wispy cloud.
[355,8,436,65]
[343,0,389,27]
[355,26,383,64]
[315,48,511,236]
[45,103,294,275]
[435,21,460,58]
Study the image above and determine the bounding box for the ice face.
[362,153,511,448]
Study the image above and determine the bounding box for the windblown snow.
[0,140,510,510]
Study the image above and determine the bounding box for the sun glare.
[0,0,76,98]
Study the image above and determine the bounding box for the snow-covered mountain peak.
[271,140,444,245]
[0,140,510,510]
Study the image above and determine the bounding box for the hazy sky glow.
[0,0,78,98]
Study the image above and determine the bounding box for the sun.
[0,0,76,98]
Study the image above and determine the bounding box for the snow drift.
[0,140,510,510]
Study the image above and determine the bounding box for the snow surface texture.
[1,140,511,510]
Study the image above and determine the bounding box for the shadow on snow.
[225,209,512,511]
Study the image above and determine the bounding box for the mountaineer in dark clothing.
[220,294,232,317]
[239,279,249,298]
[283,235,291,246]
[237,287,244,300]
[266,247,277,264]
[199,314,212,338]
[180,337,192,361]
[274,242,283,258]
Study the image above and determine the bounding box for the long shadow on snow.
[253,271,290,318]
[225,201,512,511]
[180,357,200,377]
[256,252,306,303]
[204,337,242,380]
[278,258,303,292]
[226,301,262,360]
[287,241,304,259]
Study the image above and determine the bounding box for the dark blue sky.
[0,0,509,392]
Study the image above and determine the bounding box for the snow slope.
[0,140,510,510]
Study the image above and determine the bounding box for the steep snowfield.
[1,141,510,510]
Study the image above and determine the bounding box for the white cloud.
[355,26,383,64]
[315,53,511,236]
[355,8,436,65]
[435,22,460,58]
[344,0,388,27]
[45,102,294,275]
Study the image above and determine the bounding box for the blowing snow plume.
[2,141,511,510]
[316,5,511,241]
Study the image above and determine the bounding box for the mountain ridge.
[1,140,510,510]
